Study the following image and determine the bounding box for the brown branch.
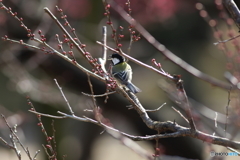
[43,8,84,61]
[27,100,56,158]
[172,107,189,123]
[30,110,240,150]
[43,7,107,79]
[54,79,74,115]
[82,91,116,97]
[145,103,166,112]
[86,73,98,109]
[0,137,15,149]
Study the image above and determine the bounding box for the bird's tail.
[126,82,141,94]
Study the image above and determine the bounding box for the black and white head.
[110,53,125,65]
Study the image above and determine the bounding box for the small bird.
[109,53,141,94]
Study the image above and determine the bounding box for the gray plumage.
[110,53,141,94]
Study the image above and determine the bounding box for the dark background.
[0,0,240,160]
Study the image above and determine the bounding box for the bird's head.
[109,53,125,65]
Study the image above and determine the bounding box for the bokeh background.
[0,0,240,160]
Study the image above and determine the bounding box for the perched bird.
[109,53,141,94]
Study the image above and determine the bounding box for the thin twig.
[3,38,105,84]
[214,34,240,45]
[102,26,107,65]
[0,137,14,149]
[55,6,83,46]
[54,79,74,115]
[1,114,33,160]
[29,110,67,119]
[33,150,41,159]
[86,73,98,109]
[227,147,240,155]
[9,134,21,160]
[43,8,84,59]
[82,91,116,97]
[98,26,108,78]
[51,120,57,158]
[172,107,189,123]
[146,103,166,112]
[180,89,196,132]
[225,87,232,137]
[28,100,56,158]
[172,75,196,132]
[42,144,51,159]
[43,7,106,77]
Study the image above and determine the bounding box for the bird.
[109,53,141,94]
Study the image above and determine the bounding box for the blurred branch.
[223,0,240,31]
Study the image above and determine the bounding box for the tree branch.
[29,109,240,149]
[223,0,240,31]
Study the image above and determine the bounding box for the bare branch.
[172,107,189,123]
[1,114,33,160]
[223,0,240,31]
[33,150,41,159]
[225,87,232,137]
[0,137,14,149]
[2,36,104,84]
[31,110,240,149]
[43,8,85,59]
[99,26,107,67]
[146,103,166,112]
[29,110,67,119]
[82,91,116,97]
[54,78,74,115]
[227,147,240,155]
[86,73,98,109]
[214,34,240,45]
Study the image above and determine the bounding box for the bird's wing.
[112,67,132,84]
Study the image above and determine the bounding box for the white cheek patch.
[112,58,120,65]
